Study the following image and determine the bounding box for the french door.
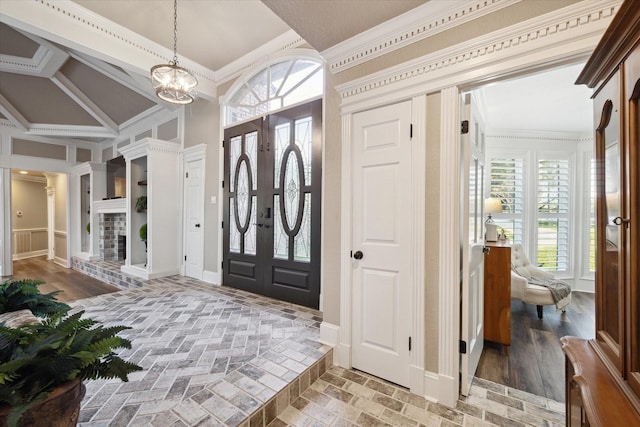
[222,99,322,308]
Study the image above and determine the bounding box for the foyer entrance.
[222,99,322,309]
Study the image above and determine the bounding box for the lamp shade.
[484,198,503,214]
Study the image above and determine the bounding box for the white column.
[0,168,12,276]
[46,185,55,261]
[438,86,461,407]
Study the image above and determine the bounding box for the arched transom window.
[225,58,323,126]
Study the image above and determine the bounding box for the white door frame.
[0,168,11,277]
[182,144,207,279]
[331,0,618,407]
[337,95,427,396]
[46,184,55,261]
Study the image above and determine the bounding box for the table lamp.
[484,197,502,242]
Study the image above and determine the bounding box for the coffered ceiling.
[0,0,596,146]
[0,0,426,143]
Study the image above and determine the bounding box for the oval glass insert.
[283,151,301,230]
[236,159,250,229]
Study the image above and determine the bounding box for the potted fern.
[0,279,68,317]
[0,280,142,426]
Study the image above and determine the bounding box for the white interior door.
[460,93,486,395]
[184,159,204,279]
[351,100,412,388]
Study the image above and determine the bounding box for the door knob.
[353,250,363,260]
[195,223,201,228]
[613,216,630,228]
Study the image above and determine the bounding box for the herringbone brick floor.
[73,275,328,426]
[69,274,565,426]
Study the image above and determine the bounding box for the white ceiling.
[479,62,594,134]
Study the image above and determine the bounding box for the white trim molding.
[410,94,427,397]
[338,96,427,397]
[335,0,621,111]
[323,0,520,74]
[438,86,461,407]
[0,168,11,276]
[202,270,221,285]
[319,322,340,348]
[215,31,308,86]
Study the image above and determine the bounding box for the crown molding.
[486,129,594,142]
[11,173,47,183]
[336,0,621,111]
[26,124,117,139]
[322,0,521,74]
[215,30,307,86]
[0,0,216,99]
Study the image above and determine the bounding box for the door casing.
[337,95,427,395]
[183,144,207,280]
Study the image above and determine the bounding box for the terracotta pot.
[0,378,86,427]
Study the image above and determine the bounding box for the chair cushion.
[523,284,556,305]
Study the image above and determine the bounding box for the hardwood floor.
[3,256,120,303]
[476,291,595,402]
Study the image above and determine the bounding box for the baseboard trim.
[319,322,339,347]
[12,249,48,261]
[423,370,441,402]
[202,270,220,285]
[409,365,425,396]
[334,343,351,369]
[54,256,67,267]
[437,373,457,407]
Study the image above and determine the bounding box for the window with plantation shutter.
[588,158,596,273]
[488,158,524,244]
[537,159,570,271]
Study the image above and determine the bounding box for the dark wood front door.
[223,99,322,308]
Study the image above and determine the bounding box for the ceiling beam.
[51,71,119,134]
[27,124,117,139]
[0,94,29,131]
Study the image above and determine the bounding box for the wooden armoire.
[561,0,640,425]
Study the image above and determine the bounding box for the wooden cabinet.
[564,1,640,424]
[483,242,511,353]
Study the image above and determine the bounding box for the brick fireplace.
[99,212,126,261]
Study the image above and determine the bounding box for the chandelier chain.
[172,0,178,65]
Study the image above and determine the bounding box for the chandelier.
[150,0,197,104]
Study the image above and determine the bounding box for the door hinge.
[221,261,223,268]
[222,140,225,148]
[409,337,412,351]
[461,120,469,134]
[410,124,413,139]
[350,250,353,258]
[186,172,189,178]
[459,340,467,354]
[184,255,187,261]
[222,180,224,188]
[221,221,224,229]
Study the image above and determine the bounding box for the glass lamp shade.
[151,63,198,105]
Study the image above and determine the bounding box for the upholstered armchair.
[510,243,571,319]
